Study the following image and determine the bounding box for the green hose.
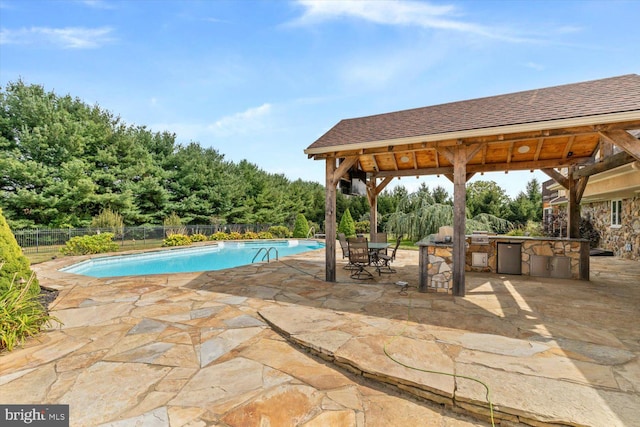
[383,291,496,427]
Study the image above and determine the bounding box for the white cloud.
[291,0,539,43]
[524,61,545,71]
[148,103,274,142]
[208,103,273,137]
[0,26,115,49]
[79,0,115,9]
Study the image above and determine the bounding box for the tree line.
[0,81,542,232]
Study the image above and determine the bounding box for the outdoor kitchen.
[417,228,591,293]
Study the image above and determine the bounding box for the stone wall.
[424,245,453,292]
[582,196,640,260]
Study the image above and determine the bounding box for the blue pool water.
[61,240,325,278]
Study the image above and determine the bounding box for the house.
[544,130,640,259]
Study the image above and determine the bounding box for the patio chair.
[347,239,374,280]
[376,237,402,275]
[338,233,349,258]
[371,232,388,255]
[372,232,387,243]
[339,233,359,270]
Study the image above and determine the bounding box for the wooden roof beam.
[331,157,358,186]
[374,156,591,178]
[572,150,636,179]
[599,130,640,160]
[376,167,453,178]
[466,143,484,163]
[542,168,569,189]
[466,156,591,174]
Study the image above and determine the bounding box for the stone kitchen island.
[418,235,590,293]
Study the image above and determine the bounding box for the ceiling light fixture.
[517,145,530,154]
[400,155,410,163]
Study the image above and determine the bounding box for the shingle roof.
[306,74,640,152]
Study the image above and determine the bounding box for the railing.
[13,224,276,254]
[306,226,315,239]
[251,247,279,263]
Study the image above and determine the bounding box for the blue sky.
[1,0,639,197]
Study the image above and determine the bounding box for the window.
[611,199,622,227]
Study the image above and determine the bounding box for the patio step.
[259,303,638,427]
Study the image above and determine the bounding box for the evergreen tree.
[338,208,356,237]
[0,208,39,294]
[292,213,310,238]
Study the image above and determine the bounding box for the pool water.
[61,240,325,278]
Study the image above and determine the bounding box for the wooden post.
[452,146,467,297]
[368,177,378,240]
[567,166,580,239]
[325,158,337,282]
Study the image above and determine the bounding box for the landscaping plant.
[0,268,59,352]
[91,208,124,236]
[338,209,356,238]
[292,213,310,238]
[209,231,229,241]
[0,209,59,352]
[61,233,119,255]
[162,234,192,246]
[268,226,291,238]
[189,233,208,242]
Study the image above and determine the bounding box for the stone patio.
[1,245,638,426]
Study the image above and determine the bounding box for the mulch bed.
[38,286,59,312]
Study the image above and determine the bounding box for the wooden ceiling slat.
[562,136,576,159]
[507,142,514,164]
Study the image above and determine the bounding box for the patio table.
[367,242,390,264]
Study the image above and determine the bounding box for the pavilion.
[305,74,640,296]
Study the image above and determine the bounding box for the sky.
[1,0,639,198]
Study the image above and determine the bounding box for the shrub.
[242,231,259,240]
[580,217,601,248]
[228,231,242,240]
[268,225,291,238]
[91,208,124,236]
[257,231,273,239]
[163,212,186,237]
[506,221,543,237]
[0,208,39,295]
[1,271,59,352]
[162,234,192,247]
[0,209,59,352]
[209,231,229,241]
[338,209,356,238]
[292,214,310,238]
[355,220,370,234]
[61,233,119,256]
[190,233,208,242]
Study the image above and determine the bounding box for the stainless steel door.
[497,242,522,274]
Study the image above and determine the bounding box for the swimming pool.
[60,240,325,278]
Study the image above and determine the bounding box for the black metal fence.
[14,224,273,254]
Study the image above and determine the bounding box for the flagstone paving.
[1,246,639,426]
